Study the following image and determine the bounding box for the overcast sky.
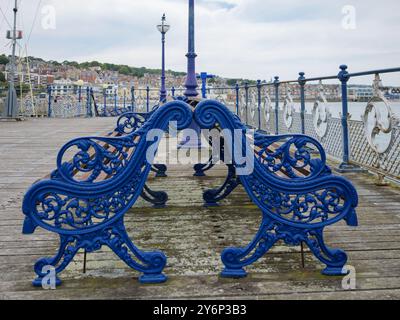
[0,0,399,84]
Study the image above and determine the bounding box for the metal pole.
[90,88,95,116]
[184,0,198,98]
[78,86,82,103]
[298,72,306,135]
[274,76,280,135]
[114,91,117,113]
[131,86,135,112]
[160,27,167,102]
[245,82,249,124]
[171,86,175,98]
[146,86,150,112]
[47,86,52,117]
[235,83,239,115]
[336,65,363,172]
[257,80,262,130]
[86,87,91,117]
[103,89,107,117]
[339,65,350,166]
[78,86,82,116]
[201,72,207,99]
[3,0,19,118]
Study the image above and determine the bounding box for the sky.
[0,0,399,84]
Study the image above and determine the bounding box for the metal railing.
[11,85,187,118]
[206,66,400,183]
[8,66,400,183]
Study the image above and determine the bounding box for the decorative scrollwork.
[239,89,246,120]
[35,165,145,230]
[135,91,146,112]
[261,86,272,124]
[21,100,192,285]
[248,174,347,224]
[283,86,295,129]
[313,81,331,138]
[116,112,149,134]
[194,100,358,278]
[363,74,395,154]
[254,133,328,180]
[248,88,258,121]
[56,135,140,183]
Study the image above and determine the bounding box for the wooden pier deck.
[1,117,400,300]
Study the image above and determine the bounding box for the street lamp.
[184,0,199,98]
[2,0,23,119]
[157,14,170,103]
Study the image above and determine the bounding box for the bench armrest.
[254,132,330,181]
[115,112,153,135]
[53,134,141,184]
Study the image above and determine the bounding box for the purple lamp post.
[184,0,199,98]
[179,0,202,151]
[157,14,170,102]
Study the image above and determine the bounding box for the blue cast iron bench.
[22,99,358,286]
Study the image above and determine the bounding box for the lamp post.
[184,0,198,98]
[2,0,22,119]
[157,14,170,103]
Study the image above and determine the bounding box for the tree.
[0,72,6,83]
[0,55,9,65]
[119,65,131,75]
[227,79,240,86]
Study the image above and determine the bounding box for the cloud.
[0,0,399,84]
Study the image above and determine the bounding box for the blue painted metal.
[86,87,92,117]
[114,92,118,113]
[22,93,359,284]
[47,86,52,117]
[194,100,359,278]
[146,86,150,112]
[298,72,306,135]
[198,72,215,99]
[338,65,351,169]
[159,14,168,103]
[171,86,176,98]
[184,0,198,97]
[78,86,82,103]
[235,83,239,115]
[90,88,96,116]
[336,65,362,173]
[22,100,193,286]
[274,76,280,135]
[257,80,262,130]
[244,82,249,123]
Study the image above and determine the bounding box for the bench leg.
[194,160,215,177]
[304,229,348,276]
[107,219,168,284]
[152,164,168,178]
[32,219,168,287]
[221,218,279,278]
[141,184,168,208]
[203,165,240,207]
[32,235,79,287]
